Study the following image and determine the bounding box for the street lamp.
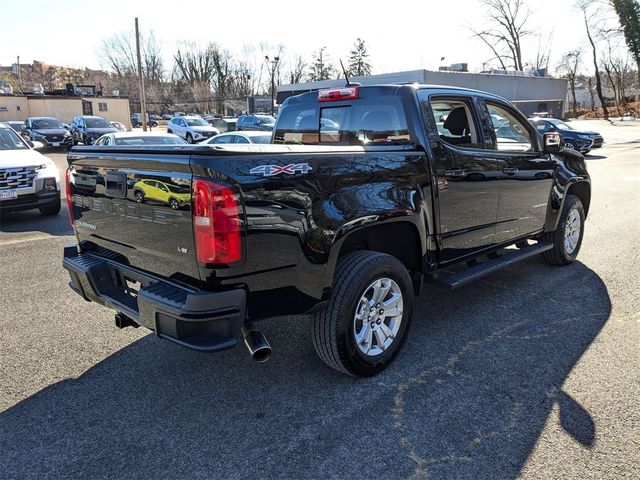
[265,55,280,116]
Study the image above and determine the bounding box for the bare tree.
[173,42,221,112]
[471,0,533,71]
[602,42,634,114]
[173,42,217,86]
[99,29,166,112]
[530,32,554,72]
[99,29,164,83]
[587,76,596,110]
[212,48,232,114]
[287,55,307,84]
[578,0,609,119]
[557,49,583,116]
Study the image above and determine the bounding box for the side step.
[431,242,553,290]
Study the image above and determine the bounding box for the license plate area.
[0,189,18,201]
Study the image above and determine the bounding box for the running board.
[430,243,553,290]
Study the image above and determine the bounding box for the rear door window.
[274,96,411,146]
[428,98,483,149]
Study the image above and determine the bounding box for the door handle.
[444,168,466,178]
[502,167,519,175]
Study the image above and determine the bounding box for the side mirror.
[30,141,44,149]
[543,132,563,154]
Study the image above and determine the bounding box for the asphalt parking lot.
[1,119,638,479]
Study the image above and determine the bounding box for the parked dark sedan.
[68,116,118,145]
[23,117,73,149]
[236,114,276,131]
[530,118,603,154]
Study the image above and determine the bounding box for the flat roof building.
[0,95,131,128]
[277,69,568,117]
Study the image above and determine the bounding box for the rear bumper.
[0,191,59,213]
[63,245,246,352]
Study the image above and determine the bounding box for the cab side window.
[429,99,483,149]
[486,103,534,152]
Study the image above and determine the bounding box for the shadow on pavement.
[0,259,610,479]
[0,199,73,237]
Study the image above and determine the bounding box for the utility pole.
[134,17,148,131]
[265,55,280,116]
[16,56,22,94]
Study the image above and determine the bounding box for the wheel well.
[567,182,591,215]
[337,222,422,276]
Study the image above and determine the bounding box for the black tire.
[39,195,61,216]
[311,251,414,377]
[169,198,180,210]
[186,133,194,144]
[541,194,585,266]
[134,191,144,203]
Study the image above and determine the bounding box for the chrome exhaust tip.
[241,324,272,363]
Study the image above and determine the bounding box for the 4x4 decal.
[249,163,313,177]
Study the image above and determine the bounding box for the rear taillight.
[65,168,75,228]
[318,86,359,102]
[193,179,241,265]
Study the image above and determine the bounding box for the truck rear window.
[274,97,411,146]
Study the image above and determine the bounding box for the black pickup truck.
[63,84,590,377]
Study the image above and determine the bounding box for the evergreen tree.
[610,0,640,86]
[348,38,372,77]
[308,47,335,81]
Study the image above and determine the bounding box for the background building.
[0,95,131,126]
[277,69,568,117]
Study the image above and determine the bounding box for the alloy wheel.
[563,206,581,255]
[353,277,404,356]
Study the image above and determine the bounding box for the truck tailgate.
[67,149,199,282]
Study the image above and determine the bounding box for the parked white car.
[0,123,61,216]
[167,116,218,143]
[204,131,272,145]
[93,132,187,146]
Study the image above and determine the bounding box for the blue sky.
[0,0,622,76]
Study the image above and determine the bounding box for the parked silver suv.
[167,116,218,143]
